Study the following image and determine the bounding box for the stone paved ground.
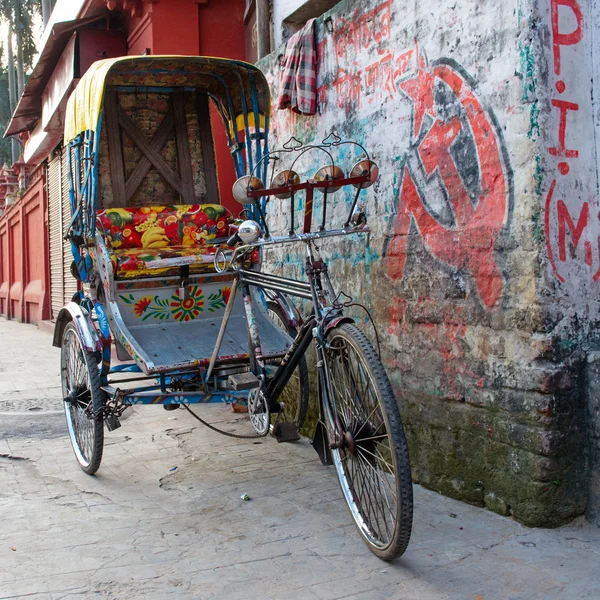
[1,318,599,600]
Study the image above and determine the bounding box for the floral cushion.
[97,204,232,250]
[96,204,237,280]
[112,245,229,280]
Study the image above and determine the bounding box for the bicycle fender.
[324,316,355,335]
[52,302,103,353]
[262,289,302,327]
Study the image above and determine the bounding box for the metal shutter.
[62,146,78,305]
[48,152,63,320]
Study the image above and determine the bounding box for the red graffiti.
[557,199,591,264]
[548,99,579,159]
[543,0,597,284]
[385,57,510,309]
[544,180,564,282]
[329,49,414,110]
[545,177,598,282]
[398,53,436,139]
[551,0,584,75]
[333,0,392,60]
[387,297,408,336]
[332,68,362,109]
[387,297,481,400]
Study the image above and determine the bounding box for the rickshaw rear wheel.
[266,301,309,431]
[61,322,104,475]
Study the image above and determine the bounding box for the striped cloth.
[278,18,317,115]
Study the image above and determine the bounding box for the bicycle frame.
[232,237,357,456]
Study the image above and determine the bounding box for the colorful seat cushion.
[112,245,229,280]
[96,204,237,280]
[97,204,232,250]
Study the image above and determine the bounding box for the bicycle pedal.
[272,422,300,443]
[105,415,121,431]
[228,372,260,391]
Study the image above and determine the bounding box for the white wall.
[273,0,307,46]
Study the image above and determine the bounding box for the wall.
[259,0,599,526]
[0,169,49,325]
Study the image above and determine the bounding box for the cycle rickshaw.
[53,56,413,560]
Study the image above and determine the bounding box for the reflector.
[271,170,300,199]
[313,165,345,193]
[232,176,264,204]
[350,159,379,189]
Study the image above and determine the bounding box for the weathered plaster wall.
[259,0,600,526]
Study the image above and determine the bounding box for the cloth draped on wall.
[278,18,317,116]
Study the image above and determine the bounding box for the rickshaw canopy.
[64,55,271,142]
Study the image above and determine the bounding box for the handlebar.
[227,232,241,247]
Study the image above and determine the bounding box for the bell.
[271,170,300,199]
[232,176,264,205]
[350,159,379,189]
[238,220,262,244]
[313,165,345,193]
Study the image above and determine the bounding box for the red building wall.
[0,170,49,324]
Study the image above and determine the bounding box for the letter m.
[557,200,589,261]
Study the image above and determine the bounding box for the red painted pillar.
[197,0,247,214]
[19,203,26,322]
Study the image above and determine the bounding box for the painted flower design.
[133,296,154,317]
[170,286,204,321]
[221,286,232,305]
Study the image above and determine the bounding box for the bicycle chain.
[183,404,271,439]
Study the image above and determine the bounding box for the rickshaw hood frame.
[63,55,271,142]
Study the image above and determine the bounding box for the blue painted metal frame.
[121,389,248,406]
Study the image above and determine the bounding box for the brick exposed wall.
[259,0,600,526]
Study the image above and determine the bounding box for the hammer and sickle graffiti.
[384,54,512,308]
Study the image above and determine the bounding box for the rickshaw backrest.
[98,86,219,209]
[96,204,234,250]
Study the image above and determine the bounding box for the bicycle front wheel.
[322,323,413,560]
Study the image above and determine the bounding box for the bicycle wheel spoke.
[354,403,382,438]
[357,445,394,472]
[354,452,386,541]
[359,449,397,498]
[357,451,396,520]
[355,433,388,443]
[357,453,392,541]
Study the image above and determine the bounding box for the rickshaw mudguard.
[52,303,103,353]
[324,316,355,336]
[261,288,302,327]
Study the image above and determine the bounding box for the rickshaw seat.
[111,244,230,279]
[96,204,236,279]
